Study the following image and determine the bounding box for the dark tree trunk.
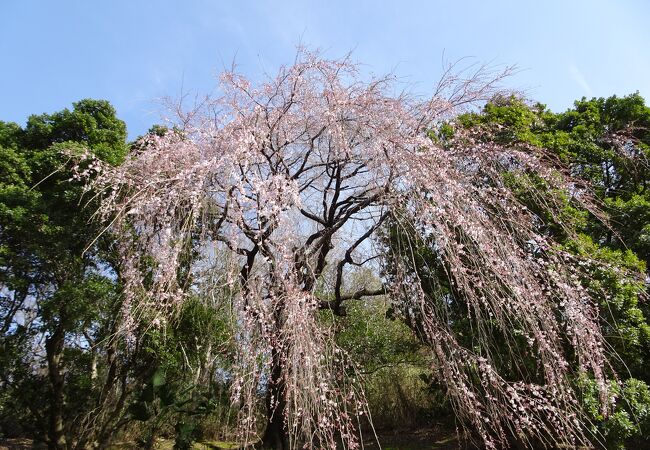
[260,348,289,449]
[45,324,67,450]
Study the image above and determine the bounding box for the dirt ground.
[0,427,464,449]
[365,426,465,450]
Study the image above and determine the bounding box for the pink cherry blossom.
[79,49,611,449]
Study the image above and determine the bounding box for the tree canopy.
[2,60,650,450]
[78,51,639,449]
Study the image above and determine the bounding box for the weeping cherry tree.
[78,50,613,449]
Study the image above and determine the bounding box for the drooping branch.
[80,48,613,449]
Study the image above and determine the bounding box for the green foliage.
[362,365,445,430]
[124,297,234,448]
[608,194,650,264]
[18,114,237,446]
[332,292,442,430]
[579,376,650,449]
[23,99,127,165]
[562,234,650,381]
[335,297,423,374]
[0,99,130,445]
[458,93,650,448]
[0,99,127,314]
[3,93,650,448]
[457,95,551,146]
[502,170,590,238]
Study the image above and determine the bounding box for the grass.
[1,427,458,449]
[155,439,240,449]
[362,428,461,450]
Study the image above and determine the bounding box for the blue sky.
[1,0,649,138]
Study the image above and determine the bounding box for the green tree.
[0,100,127,448]
[1,109,237,449]
[454,93,650,447]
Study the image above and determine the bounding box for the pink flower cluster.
[80,49,610,448]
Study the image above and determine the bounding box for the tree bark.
[45,323,67,450]
[260,348,289,450]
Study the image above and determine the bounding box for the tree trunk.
[45,324,67,450]
[260,348,289,449]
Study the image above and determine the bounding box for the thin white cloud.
[568,64,593,98]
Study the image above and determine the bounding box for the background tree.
[0,100,127,448]
[0,103,237,449]
[0,100,235,448]
[455,94,650,447]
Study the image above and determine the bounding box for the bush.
[580,376,650,449]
